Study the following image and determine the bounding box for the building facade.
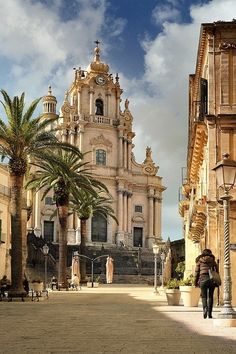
[179,21,236,304]
[27,43,166,251]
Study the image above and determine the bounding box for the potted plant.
[165,279,181,305]
[179,275,200,307]
[87,276,100,288]
[93,276,100,288]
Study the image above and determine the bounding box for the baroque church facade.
[27,43,166,251]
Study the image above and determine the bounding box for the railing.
[83,115,119,126]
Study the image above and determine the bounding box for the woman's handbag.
[209,268,221,286]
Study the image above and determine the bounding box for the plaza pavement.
[0,285,236,354]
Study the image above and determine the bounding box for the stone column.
[127,140,132,170]
[123,137,127,169]
[118,133,123,168]
[69,130,75,145]
[116,94,120,118]
[62,129,67,143]
[79,124,85,151]
[154,197,161,239]
[148,194,154,237]
[87,218,92,242]
[106,90,111,116]
[89,88,95,115]
[77,89,81,115]
[34,191,41,236]
[127,192,132,234]
[117,189,123,232]
[123,191,127,232]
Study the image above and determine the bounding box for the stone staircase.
[26,233,160,284]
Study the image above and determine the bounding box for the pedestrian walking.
[194,248,219,319]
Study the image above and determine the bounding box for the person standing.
[194,249,219,319]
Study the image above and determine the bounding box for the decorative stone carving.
[90,134,112,148]
[219,42,236,50]
[142,147,158,176]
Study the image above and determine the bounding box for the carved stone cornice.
[189,124,207,184]
[219,42,236,50]
[90,134,112,148]
[142,147,158,176]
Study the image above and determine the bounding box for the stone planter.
[30,282,44,292]
[179,286,200,307]
[87,282,99,288]
[165,289,181,306]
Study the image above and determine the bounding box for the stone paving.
[0,285,236,354]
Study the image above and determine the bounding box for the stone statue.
[71,255,81,286]
[106,256,114,284]
[125,98,129,110]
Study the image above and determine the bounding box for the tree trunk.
[80,218,87,282]
[58,205,69,288]
[9,174,25,295]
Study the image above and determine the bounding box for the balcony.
[84,115,119,127]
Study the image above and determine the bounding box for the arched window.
[95,99,104,115]
[96,149,106,165]
[91,214,107,242]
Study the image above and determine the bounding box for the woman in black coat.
[194,249,218,318]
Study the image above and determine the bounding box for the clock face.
[95,75,106,85]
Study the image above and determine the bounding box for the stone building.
[179,21,236,304]
[27,43,166,252]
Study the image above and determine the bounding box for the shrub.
[179,274,194,286]
[166,278,179,289]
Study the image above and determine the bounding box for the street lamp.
[213,153,236,319]
[160,252,166,288]
[153,244,159,294]
[42,244,49,291]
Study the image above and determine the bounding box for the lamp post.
[213,153,236,319]
[42,244,49,291]
[153,244,159,294]
[160,252,166,288]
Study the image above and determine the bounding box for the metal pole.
[44,255,47,291]
[218,193,236,318]
[91,260,94,288]
[161,259,164,288]
[154,254,157,294]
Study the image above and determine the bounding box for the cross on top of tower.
[94,40,100,47]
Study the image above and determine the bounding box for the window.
[95,99,104,116]
[91,214,107,242]
[135,205,142,213]
[199,78,208,120]
[44,221,54,243]
[45,197,54,205]
[96,149,106,166]
[133,227,143,247]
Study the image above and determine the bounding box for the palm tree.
[27,149,107,287]
[71,190,118,281]
[0,89,81,296]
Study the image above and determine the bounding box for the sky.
[0,0,236,241]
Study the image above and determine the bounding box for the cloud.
[123,0,236,239]
[1,0,236,240]
[0,0,123,100]
[152,4,181,25]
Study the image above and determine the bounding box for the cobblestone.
[0,285,236,354]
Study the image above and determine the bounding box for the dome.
[42,86,57,103]
[87,42,109,74]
